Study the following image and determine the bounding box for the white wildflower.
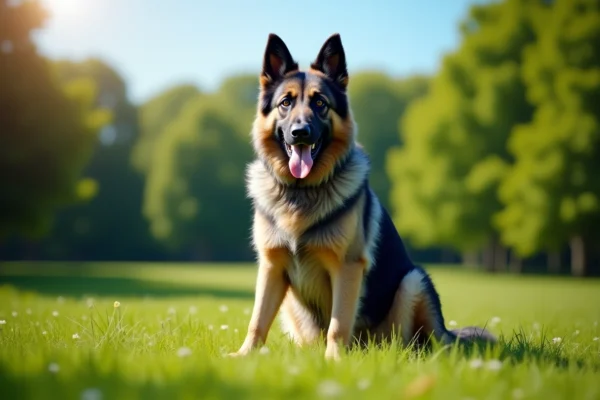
[552,337,562,344]
[80,388,103,400]
[574,330,580,335]
[12,311,17,317]
[189,306,198,314]
[317,379,343,397]
[208,324,214,330]
[259,346,270,355]
[48,363,60,373]
[220,325,229,330]
[52,311,59,317]
[448,320,458,327]
[490,316,501,325]
[288,365,300,375]
[485,359,503,371]
[357,378,371,390]
[168,307,176,315]
[113,301,120,308]
[219,305,228,313]
[593,337,598,341]
[72,333,80,339]
[177,347,192,358]
[42,331,47,335]
[0,320,6,325]
[469,358,484,369]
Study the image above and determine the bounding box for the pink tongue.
[289,144,313,179]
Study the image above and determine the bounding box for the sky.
[35,0,489,104]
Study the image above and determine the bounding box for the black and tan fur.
[230,33,496,361]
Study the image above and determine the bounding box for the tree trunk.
[570,236,586,277]
[509,250,523,274]
[493,241,507,272]
[25,241,39,261]
[483,240,495,272]
[461,251,479,269]
[547,251,561,274]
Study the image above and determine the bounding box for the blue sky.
[36,0,488,104]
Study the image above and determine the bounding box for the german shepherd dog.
[230,33,496,361]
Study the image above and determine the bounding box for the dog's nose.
[290,123,311,140]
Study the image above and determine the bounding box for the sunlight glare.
[42,0,91,20]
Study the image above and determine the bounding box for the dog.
[230,33,496,361]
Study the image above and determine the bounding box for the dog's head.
[252,33,356,185]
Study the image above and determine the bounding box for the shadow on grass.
[0,275,255,299]
[447,327,600,372]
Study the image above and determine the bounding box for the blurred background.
[1,0,599,277]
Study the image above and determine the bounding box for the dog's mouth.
[278,130,323,179]
[283,137,322,158]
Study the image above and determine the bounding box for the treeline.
[1,0,599,276]
[388,0,600,276]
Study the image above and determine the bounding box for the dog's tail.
[445,325,498,347]
[449,326,497,341]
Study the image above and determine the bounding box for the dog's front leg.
[325,259,365,361]
[229,248,289,357]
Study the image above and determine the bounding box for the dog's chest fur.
[246,148,369,251]
[246,147,371,325]
[285,253,333,326]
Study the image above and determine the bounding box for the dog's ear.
[311,33,348,90]
[261,34,298,87]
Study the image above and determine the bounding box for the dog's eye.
[280,98,291,108]
[314,97,327,108]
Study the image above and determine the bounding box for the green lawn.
[0,262,599,400]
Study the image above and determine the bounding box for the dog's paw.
[226,350,249,358]
[324,345,342,362]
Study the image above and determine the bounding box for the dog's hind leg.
[375,267,496,349]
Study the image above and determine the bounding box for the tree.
[32,58,160,261]
[0,0,109,240]
[142,75,257,260]
[495,0,600,276]
[348,72,428,210]
[132,84,201,175]
[386,0,536,270]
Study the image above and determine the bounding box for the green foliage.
[0,0,109,239]
[37,58,160,260]
[348,72,429,210]
[142,76,257,260]
[132,84,202,174]
[495,0,600,266]
[1,263,600,399]
[387,0,537,254]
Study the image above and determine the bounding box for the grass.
[0,262,599,400]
